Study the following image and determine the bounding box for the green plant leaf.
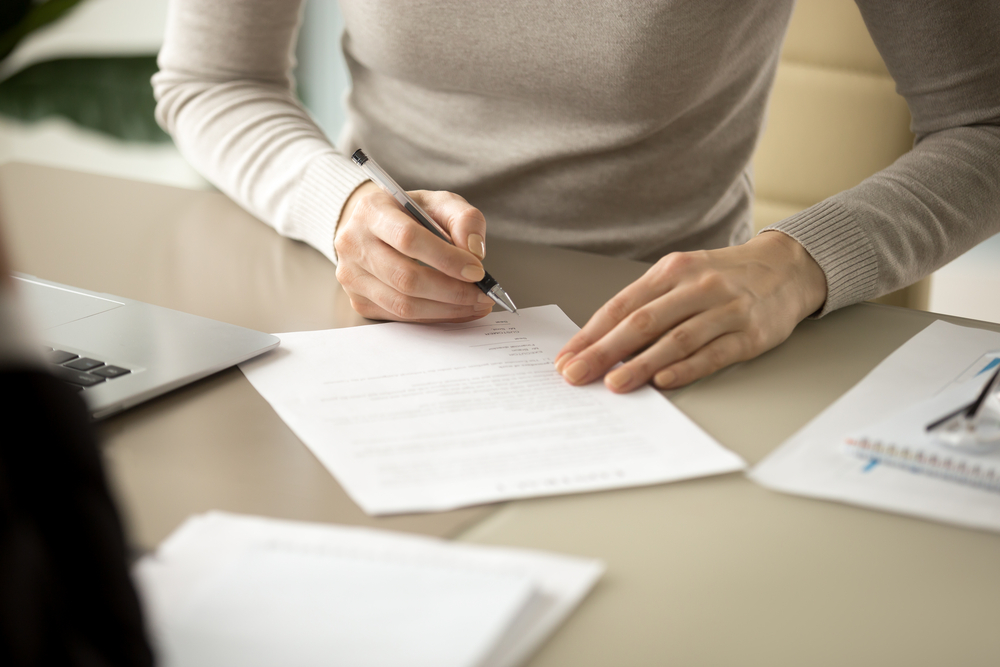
[0,55,169,143]
[0,0,85,62]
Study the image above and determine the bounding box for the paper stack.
[134,512,603,667]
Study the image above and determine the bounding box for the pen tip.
[489,286,517,314]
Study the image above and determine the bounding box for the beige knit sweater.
[153,0,1000,315]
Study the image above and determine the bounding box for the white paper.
[240,305,744,515]
[842,372,1000,491]
[751,320,1000,532]
[135,512,604,667]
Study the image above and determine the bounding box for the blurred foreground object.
[0,202,153,666]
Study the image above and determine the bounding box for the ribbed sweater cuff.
[289,152,370,264]
[763,200,878,317]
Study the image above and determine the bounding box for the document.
[240,305,744,515]
[842,365,1000,492]
[751,320,1000,532]
[134,512,604,667]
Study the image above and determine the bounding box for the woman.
[154,0,1000,392]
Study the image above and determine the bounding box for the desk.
[3,162,1000,666]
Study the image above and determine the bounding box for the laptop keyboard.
[46,348,131,391]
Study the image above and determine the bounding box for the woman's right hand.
[333,182,497,323]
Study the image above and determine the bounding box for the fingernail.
[554,352,574,372]
[654,369,676,388]
[606,367,633,391]
[468,234,485,259]
[562,358,590,384]
[478,292,494,304]
[461,264,485,281]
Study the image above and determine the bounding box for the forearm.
[770,124,1000,314]
[153,0,367,262]
[839,125,1000,293]
[768,0,1000,315]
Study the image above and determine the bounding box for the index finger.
[366,196,486,284]
[412,191,488,261]
[556,271,677,368]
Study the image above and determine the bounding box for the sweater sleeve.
[765,1,1000,315]
[152,0,368,264]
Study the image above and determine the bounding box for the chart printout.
[240,305,745,514]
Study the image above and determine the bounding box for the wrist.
[333,181,382,263]
[752,231,828,319]
[338,181,381,231]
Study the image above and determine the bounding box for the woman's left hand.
[555,231,828,392]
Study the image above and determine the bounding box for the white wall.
[928,232,1000,324]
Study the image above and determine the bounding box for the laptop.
[15,274,280,419]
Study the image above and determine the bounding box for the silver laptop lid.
[16,275,279,418]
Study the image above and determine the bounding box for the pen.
[351,149,518,314]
